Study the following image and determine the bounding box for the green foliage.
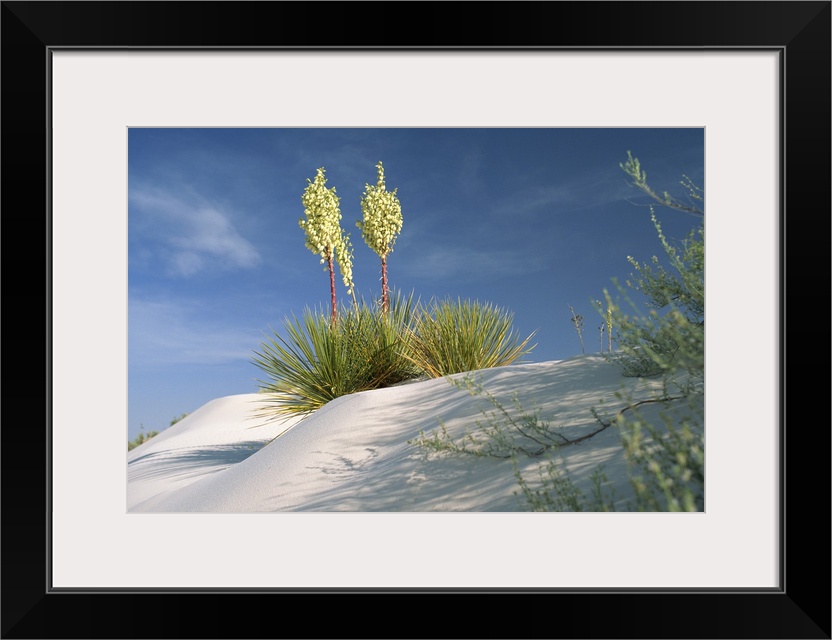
[605,153,704,380]
[513,389,703,512]
[409,373,621,511]
[409,374,573,458]
[609,299,705,381]
[617,393,704,511]
[568,304,586,354]
[626,213,704,321]
[252,291,422,419]
[404,298,537,378]
[252,295,534,420]
[129,413,188,451]
[128,428,159,451]
[169,413,189,426]
[620,150,703,217]
[594,152,705,509]
[515,463,615,512]
[410,372,702,512]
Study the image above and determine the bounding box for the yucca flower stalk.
[299,167,355,324]
[357,161,403,314]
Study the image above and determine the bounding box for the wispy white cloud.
[130,186,262,277]
[489,170,632,221]
[128,297,263,367]
[403,244,547,281]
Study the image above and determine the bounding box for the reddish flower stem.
[327,251,337,325]
[380,256,388,314]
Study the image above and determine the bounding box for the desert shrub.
[616,392,704,511]
[597,156,704,508]
[512,388,703,512]
[410,373,607,459]
[411,372,702,512]
[252,291,422,419]
[169,413,189,426]
[607,151,704,380]
[408,152,705,511]
[128,428,159,451]
[605,210,704,380]
[515,462,616,512]
[404,297,536,378]
[568,304,586,354]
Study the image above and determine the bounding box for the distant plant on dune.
[404,298,537,378]
[568,304,586,354]
[299,167,356,324]
[128,427,160,451]
[128,413,188,451]
[169,412,189,426]
[594,300,613,353]
[357,162,403,314]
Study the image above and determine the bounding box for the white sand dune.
[128,354,695,512]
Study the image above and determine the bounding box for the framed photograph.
[3,2,829,638]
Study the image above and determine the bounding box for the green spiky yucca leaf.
[252,291,422,420]
[405,298,537,378]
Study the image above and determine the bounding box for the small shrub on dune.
[128,429,159,451]
[405,297,536,378]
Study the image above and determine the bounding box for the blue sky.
[128,128,703,440]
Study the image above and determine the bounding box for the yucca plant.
[333,290,423,393]
[252,291,422,420]
[404,297,536,378]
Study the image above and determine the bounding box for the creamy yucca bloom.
[299,167,355,296]
[357,161,403,312]
[334,233,355,296]
[357,161,403,259]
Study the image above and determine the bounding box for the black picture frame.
[2,2,829,638]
